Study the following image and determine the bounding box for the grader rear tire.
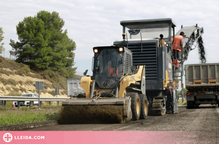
[129,92,141,120]
[139,94,148,119]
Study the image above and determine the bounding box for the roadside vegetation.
[0,10,82,126]
[0,89,63,126]
[0,110,59,126]
[178,99,187,105]
[0,105,61,126]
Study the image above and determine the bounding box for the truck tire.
[128,92,141,120]
[139,94,148,119]
[187,101,194,109]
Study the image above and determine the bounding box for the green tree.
[10,11,76,77]
[0,27,5,54]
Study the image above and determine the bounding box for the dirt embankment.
[0,56,69,98]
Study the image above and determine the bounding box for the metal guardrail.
[0,96,69,101]
[0,96,70,108]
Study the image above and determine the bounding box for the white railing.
[0,96,69,101]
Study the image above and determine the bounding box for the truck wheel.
[139,94,148,119]
[187,101,194,109]
[129,92,141,120]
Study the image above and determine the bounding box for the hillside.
[0,56,79,97]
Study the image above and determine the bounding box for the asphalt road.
[27,105,219,143]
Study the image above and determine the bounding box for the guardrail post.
[18,102,20,109]
[49,101,51,106]
[29,101,33,108]
[40,101,42,107]
[4,101,6,108]
[57,101,59,106]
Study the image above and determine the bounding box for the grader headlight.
[119,47,124,52]
[94,49,98,53]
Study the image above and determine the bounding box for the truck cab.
[120,18,176,46]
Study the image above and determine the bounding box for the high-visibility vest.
[172,60,180,67]
[107,65,118,77]
[172,35,183,52]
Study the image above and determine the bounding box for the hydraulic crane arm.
[176,25,206,63]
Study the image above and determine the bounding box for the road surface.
[27,105,219,143]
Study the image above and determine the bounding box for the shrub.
[7,78,17,85]
[6,87,11,91]
[0,78,17,86]
[18,80,23,85]
[25,80,33,85]
[19,87,26,92]
[6,92,22,96]
[0,69,10,76]
[48,90,55,96]
[12,87,19,92]
[0,77,7,85]
[16,65,31,76]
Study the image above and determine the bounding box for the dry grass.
[0,69,14,76]
[58,105,126,124]
[0,77,17,86]
[6,92,22,96]
[47,90,55,96]
[19,87,26,92]
[0,55,78,97]
[6,87,11,91]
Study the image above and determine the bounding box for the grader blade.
[58,97,132,124]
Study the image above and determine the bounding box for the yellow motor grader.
[59,45,148,124]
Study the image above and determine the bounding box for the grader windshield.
[94,48,123,89]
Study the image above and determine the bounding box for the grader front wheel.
[128,92,141,120]
[139,94,148,119]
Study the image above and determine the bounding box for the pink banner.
[0,131,197,144]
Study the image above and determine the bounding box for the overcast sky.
[1,0,219,76]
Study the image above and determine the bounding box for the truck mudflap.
[59,97,132,124]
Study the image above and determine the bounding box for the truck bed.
[185,63,219,89]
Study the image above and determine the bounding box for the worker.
[172,31,185,67]
[107,59,118,77]
[159,34,166,47]
[100,59,118,88]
